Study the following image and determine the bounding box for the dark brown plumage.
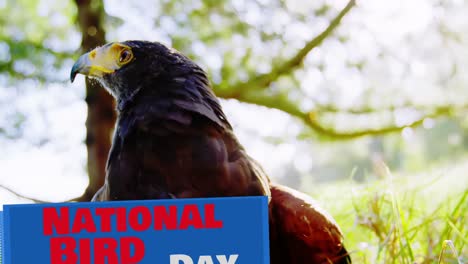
[71,40,351,263]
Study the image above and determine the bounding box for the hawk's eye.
[119,49,133,64]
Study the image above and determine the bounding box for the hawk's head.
[71,40,207,104]
[71,40,228,128]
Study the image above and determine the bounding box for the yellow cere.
[87,43,133,75]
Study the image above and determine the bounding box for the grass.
[307,160,468,264]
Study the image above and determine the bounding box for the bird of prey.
[71,40,351,264]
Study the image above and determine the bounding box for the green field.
[308,161,468,263]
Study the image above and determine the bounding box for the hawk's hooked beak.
[70,43,133,83]
[70,53,92,82]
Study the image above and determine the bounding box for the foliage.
[0,0,77,82]
[3,0,468,140]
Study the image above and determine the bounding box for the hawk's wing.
[93,94,270,201]
[269,183,351,264]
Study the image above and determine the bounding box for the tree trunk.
[74,0,116,201]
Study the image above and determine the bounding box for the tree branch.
[0,184,50,203]
[303,106,455,139]
[222,91,460,140]
[0,184,83,203]
[313,102,465,115]
[212,0,462,139]
[217,0,356,98]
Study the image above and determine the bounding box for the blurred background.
[0,0,467,263]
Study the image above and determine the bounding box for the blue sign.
[1,211,3,264]
[1,196,269,264]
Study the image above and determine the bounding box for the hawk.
[71,40,351,263]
